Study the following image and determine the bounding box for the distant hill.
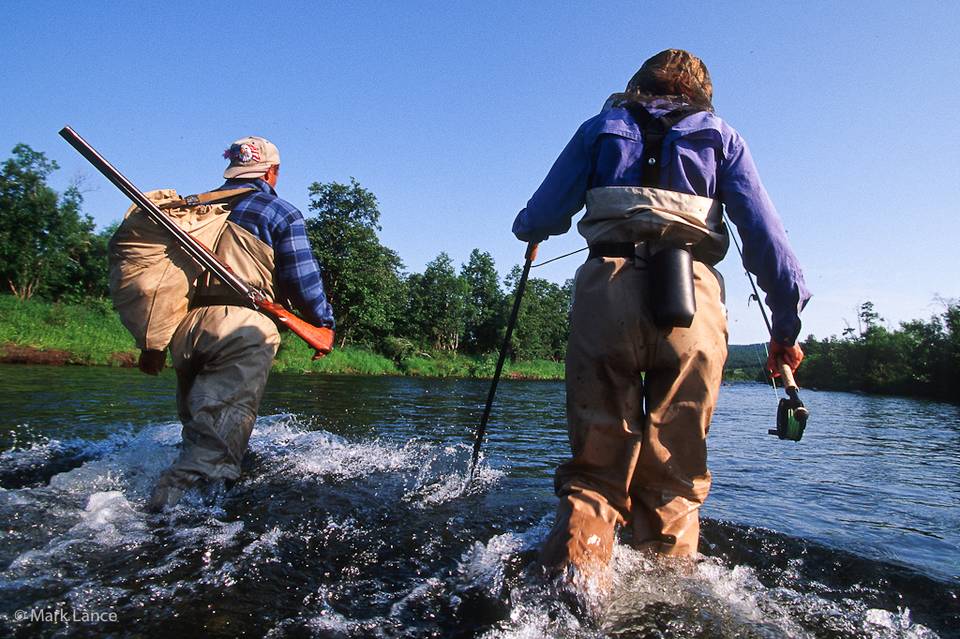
[724,343,767,381]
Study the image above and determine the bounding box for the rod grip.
[525,242,539,262]
[778,360,799,394]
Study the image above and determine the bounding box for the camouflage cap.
[626,49,713,109]
[223,136,280,179]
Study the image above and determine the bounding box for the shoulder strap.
[624,103,703,187]
[158,187,256,210]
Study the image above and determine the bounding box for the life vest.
[107,187,260,351]
[577,103,729,265]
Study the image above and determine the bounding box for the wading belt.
[588,242,642,260]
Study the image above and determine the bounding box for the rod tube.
[58,126,256,301]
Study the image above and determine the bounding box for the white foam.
[246,416,504,505]
[5,414,942,638]
[242,526,285,562]
[72,491,149,547]
[864,607,939,638]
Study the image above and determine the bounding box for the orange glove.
[767,340,804,377]
[138,349,166,375]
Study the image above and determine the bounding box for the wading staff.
[724,213,810,440]
[469,241,538,480]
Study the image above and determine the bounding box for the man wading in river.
[512,50,810,576]
[144,136,335,511]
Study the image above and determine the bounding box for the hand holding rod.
[723,211,810,438]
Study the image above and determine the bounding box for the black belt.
[189,294,252,310]
[588,242,640,259]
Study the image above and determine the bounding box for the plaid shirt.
[217,178,334,328]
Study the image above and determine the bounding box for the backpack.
[107,188,252,351]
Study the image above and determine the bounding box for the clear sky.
[2,1,957,344]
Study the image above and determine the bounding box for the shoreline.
[0,342,564,381]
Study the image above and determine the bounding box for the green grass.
[397,351,563,380]
[273,334,399,375]
[0,295,564,379]
[504,358,565,380]
[0,295,750,383]
[0,295,137,365]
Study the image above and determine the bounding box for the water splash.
[0,410,953,638]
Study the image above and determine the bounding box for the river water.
[0,364,957,638]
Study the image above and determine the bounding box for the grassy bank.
[0,295,135,365]
[0,296,768,383]
[0,296,564,380]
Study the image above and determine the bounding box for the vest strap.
[624,104,703,187]
[588,242,638,259]
[189,293,253,310]
[159,187,256,210]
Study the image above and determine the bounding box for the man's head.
[223,136,280,184]
[625,49,713,111]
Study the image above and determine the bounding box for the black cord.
[724,213,774,338]
[530,246,588,268]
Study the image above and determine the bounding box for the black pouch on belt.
[649,246,696,328]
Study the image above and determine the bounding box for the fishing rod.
[724,213,809,441]
[469,241,538,480]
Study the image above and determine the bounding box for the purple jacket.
[512,99,810,344]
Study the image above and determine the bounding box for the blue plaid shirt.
[217,178,335,328]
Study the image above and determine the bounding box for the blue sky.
[2,1,958,344]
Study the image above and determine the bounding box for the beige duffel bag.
[107,188,251,351]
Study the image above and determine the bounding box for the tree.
[0,144,99,300]
[506,267,572,361]
[46,222,114,301]
[460,249,504,353]
[405,253,469,351]
[305,178,404,346]
[799,300,960,403]
[859,301,881,334]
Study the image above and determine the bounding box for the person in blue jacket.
[512,50,810,574]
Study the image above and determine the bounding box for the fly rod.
[59,126,334,356]
[469,241,538,479]
[724,213,809,441]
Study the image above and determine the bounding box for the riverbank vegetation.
[1,144,957,398]
[798,301,959,403]
[0,295,565,379]
[0,145,569,377]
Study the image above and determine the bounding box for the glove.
[138,349,166,375]
[312,327,335,360]
[767,340,803,376]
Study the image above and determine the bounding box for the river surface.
[0,364,958,638]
